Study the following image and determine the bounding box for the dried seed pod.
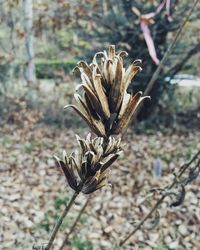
[65,45,150,138]
[55,134,122,194]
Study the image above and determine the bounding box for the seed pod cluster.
[55,134,123,194]
[65,45,150,138]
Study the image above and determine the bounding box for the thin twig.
[59,196,90,250]
[177,150,200,178]
[119,149,200,247]
[166,43,200,76]
[119,196,165,247]
[44,192,79,250]
[133,0,199,120]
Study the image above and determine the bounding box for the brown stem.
[177,149,200,179]
[166,43,200,77]
[44,192,79,250]
[119,196,165,247]
[59,196,90,250]
[119,149,200,247]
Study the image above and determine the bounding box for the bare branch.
[119,149,200,247]
[59,196,90,250]
[166,43,200,76]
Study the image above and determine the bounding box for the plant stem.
[119,149,200,247]
[119,196,165,247]
[44,192,79,250]
[59,196,90,250]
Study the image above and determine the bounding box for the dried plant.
[65,45,150,137]
[55,134,123,194]
[38,45,148,250]
[38,16,199,247]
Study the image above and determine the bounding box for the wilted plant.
[66,45,150,137]
[38,45,149,250]
[55,134,123,194]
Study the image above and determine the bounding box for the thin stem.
[59,196,90,250]
[177,150,200,178]
[119,196,165,247]
[44,192,79,250]
[119,149,200,247]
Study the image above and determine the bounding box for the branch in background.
[132,0,199,120]
[132,0,172,65]
[166,43,200,77]
[119,149,200,247]
[143,0,199,96]
[59,197,90,250]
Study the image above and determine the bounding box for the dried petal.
[112,92,150,134]
[109,57,123,112]
[54,157,78,191]
[101,152,122,172]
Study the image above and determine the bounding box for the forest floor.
[0,110,200,250]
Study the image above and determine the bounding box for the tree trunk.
[23,0,36,83]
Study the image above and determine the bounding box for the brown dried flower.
[65,45,150,138]
[55,133,123,194]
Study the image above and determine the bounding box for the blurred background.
[0,1,200,249]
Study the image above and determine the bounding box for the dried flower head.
[55,133,123,194]
[65,45,150,138]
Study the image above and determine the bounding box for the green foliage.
[79,214,88,224]
[40,212,52,232]
[156,242,168,250]
[54,194,69,210]
[35,60,76,79]
[24,142,33,154]
[0,60,76,81]
[70,237,93,250]
[56,28,74,49]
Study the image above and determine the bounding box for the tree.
[23,0,36,83]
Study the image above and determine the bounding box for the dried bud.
[65,45,150,138]
[55,133,123,194]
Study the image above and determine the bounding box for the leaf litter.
[0,118,199,250]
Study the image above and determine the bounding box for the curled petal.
[118,92,132,119]
[101,152,122,172]
[65,104,106,137]
[92,71,110,119]
[118,51,128,58]
[122,65,142,92]
[109,57,123,112]
[54,156,78,191]
[81,84,106,119]
[112,92,150,134]
[77,61,93,83]
[103,59,114,87]
[108,45,115,60]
